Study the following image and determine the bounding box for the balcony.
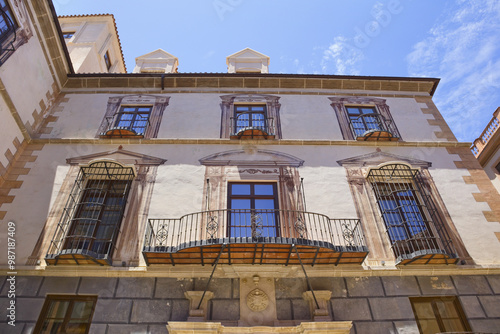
[471,107,500,162]
[99,113,150,138]
[143,209,368,266]
[349,113,400,141]
[229,113,275,139]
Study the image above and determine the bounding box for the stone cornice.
[63,73,439,96]
[3,264,500,278]
[31,138,472,148]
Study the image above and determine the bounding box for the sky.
[53,0,500,143]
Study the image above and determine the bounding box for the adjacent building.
[1,1,500,333]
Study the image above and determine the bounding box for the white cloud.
[407,0,500,141]
[321,36,364,75]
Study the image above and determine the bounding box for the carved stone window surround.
[96,94,170,139]
[329,96,401,141]
[220,94,282,139]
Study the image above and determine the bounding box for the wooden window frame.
[329,96,401,141]
[227,182,280,238]
[97,95,170,139]
[104,50,111,71]
[34,295,98,334]
[409,296,471,334]
[220,94,282,139]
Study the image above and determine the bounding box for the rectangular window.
[46,161,135,265]
[367,164,457,264]
[113,106,152,136]
[63,31,75,39]
[234,105,267,133]
[34,295,97,334]
[410,297,471,334]
[346,106,382,138]
[64,179,131,257]
[228,182,279,238]
[0,0,17,44]
[104,50,111,70]
[495,161,500,174]
[374,182,430,243]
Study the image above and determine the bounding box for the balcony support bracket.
[293,244,320,310]
[197,243,226,310]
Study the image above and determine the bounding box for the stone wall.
[1,275,499,333]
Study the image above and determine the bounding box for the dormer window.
[226,48,270,74]
[62,31,75,39]
[104,50,112,71]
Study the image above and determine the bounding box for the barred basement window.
[34,295,97,334]
[367,163,457,264]
[410,297,471,334]
[46,161,135,265]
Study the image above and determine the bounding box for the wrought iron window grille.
[46,161,136,265]
[229,105,276,139]
[99,106,152,138]
[0,3,17,62]
[367,163,457,264]
[347,107,400,141]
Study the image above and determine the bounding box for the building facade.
[1,1,500,333]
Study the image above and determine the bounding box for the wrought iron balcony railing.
[229,114,275,139]
[143,209,368,266]
[349,113,400,141]
[99,114,151,138]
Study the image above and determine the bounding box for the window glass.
[228,183,278,238]
[36,296,97,334]
[410,297,470,334]
[0,0,17,43]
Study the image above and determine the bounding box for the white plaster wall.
[0,36,55,128]
[43,93,453,142]
[431,168,500,264]
[41,94,110,139]
[280,95,341,140]
[149,165,205,218]
[386,98,442,142]
[157,94,221,138]
[0,97,24,167]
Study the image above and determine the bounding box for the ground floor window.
[34,295,97,334]
[410,296,471,334]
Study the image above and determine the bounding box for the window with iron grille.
[367,163,456,264]
[114,106,152,135]
[410,297,471,334]
[0,0,16,43]
[234,105,267,134]
[329,97,401,141]
[227,182,279,238]
[98,95,169,139]
[220,94,281,139]
[34,295,97,334]
[46,161,135,265]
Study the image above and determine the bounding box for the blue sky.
[53,0,500,143]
